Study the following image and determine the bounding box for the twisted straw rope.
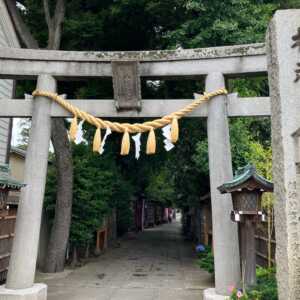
[32,88,227,134]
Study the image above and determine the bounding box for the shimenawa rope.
[32,88,227,155]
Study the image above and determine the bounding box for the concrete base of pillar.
[0,284,47,300]
[203,288,228,300]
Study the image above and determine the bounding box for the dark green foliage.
[164,0,279,48]
[113,177,135,236]
[22,0,294,264]
[70,144,113,246]
[22,0,293,53]
[169,119,208,209]
[197,246,214,274]
[45,143,135,247]
[248,267,278,300]
[193,75,272,178]
[229,267,277,299]
[199,254,277,299]
[145,168,175,206]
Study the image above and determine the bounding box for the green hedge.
[197,246,214,274]
[230,267,278,300]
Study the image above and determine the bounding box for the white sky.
[11,118,84,151]
[11,118,23,146]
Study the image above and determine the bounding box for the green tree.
[164,0,279,48]
[145,168,175,206]
[45,143,136,262]
[19,0,299,271]
[7,0,73,273]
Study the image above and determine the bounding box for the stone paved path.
[38,219,213,300]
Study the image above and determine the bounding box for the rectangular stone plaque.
[112,61,141,111]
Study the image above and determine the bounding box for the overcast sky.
[11,118,84,150]
[11,118,22,146]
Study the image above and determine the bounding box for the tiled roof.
[218,164,273,193]
[0,164,25,190]
[10,146,26,158]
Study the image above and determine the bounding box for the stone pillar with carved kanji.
[267,9,300,300]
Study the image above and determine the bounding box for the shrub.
[229,267,278,300]
[196,245,214,274]
[248,267,277,300]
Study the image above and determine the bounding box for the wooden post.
[240,218,256,287]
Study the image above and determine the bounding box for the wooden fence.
[255,221,276,267]
[0,212,16,284]
[187,199,276,268]
[201,219,276,267]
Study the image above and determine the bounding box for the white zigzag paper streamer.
[75,120,84,144]
[132,133,142,160]
[162,125,175,152]
[99,127,112,155]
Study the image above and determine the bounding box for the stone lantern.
[0,164,25,216]
[218,164,273,288]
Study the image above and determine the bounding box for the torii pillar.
[0,75,55,299]
[203,72,241,299]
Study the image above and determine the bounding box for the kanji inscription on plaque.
[112,61,141,111]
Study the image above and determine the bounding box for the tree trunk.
[42,0,72,273]
[4,0,39,49]
[7,0,72,273]
[71,246,78,268]
[85,243,90,259]
[44,119,73,272]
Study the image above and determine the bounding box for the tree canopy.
[17,0,298,253]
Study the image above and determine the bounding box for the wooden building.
[0,164,25,283]
[143,201,170,228]
[144,201,155,227]
[199,193,213,246]
[134,197,145,232]
[0,0,20,164]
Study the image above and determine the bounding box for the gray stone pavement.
[37,219,213,300]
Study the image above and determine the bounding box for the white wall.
[0,0,20,163]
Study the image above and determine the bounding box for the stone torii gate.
[0,45,267,300]
[0,7,299,300]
